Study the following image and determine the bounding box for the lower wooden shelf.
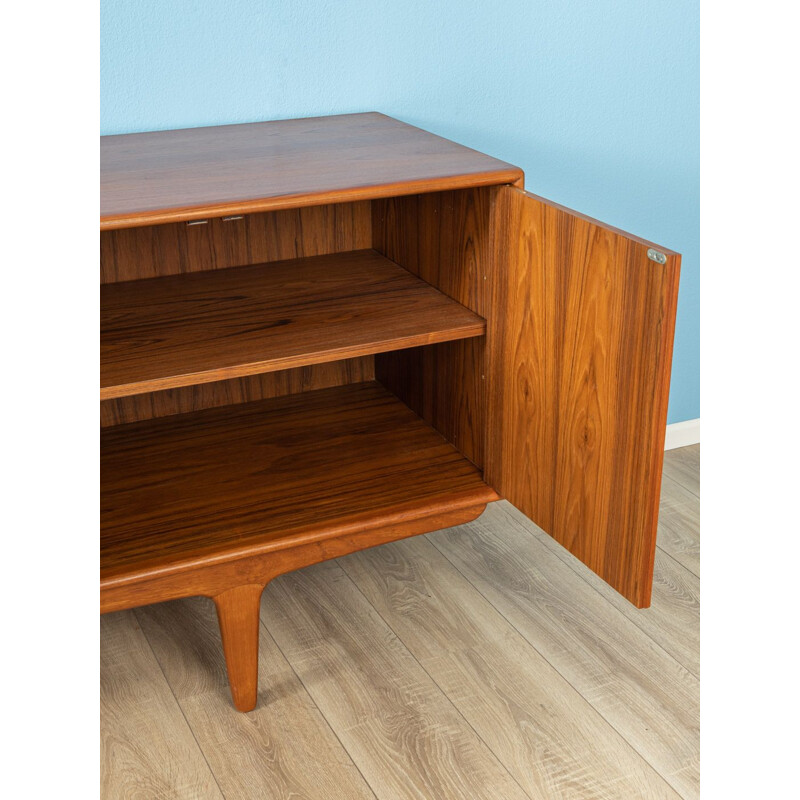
[101,381,499,611]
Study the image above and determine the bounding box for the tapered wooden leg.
[212,583,265,712]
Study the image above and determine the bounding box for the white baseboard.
[664,418,700,450]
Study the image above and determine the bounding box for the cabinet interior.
[100,188,501,600]
[100,187,497,471]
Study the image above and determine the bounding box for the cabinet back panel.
[372,188,498,469]
[100,201,371,283]
[100,357,374,427]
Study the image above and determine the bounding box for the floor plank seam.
[258,611,381,800]
[427,533,692,799]
[653,475,700,578]
[132,606,228,800]
[656,544,700,584]
[335,559,537,800]
[661,462,700,500]
[652,545,700,680]
[495,504,701,679]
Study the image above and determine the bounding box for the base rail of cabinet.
[101,502,491,711]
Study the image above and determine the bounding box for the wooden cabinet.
[101,113,680,711]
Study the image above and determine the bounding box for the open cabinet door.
[486,187,681,608]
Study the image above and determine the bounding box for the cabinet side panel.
[100,357,375,427]
[374,341,484,468]
[486,188,680,608]
[100,201,372,283]
[372,189,497,469]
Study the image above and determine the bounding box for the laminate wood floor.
[101,445,700,799]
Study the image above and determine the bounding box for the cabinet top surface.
[100,112,523,230]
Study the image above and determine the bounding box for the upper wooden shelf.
[100,249,485,400]
[100,112,523,229]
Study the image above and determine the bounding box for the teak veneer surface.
[98,112,684,719]
[373,188,498,470]
[101,382,498,591]
[100,113,523,229]
[100,357,375,427]
[100,200,372,284]
[486,188,680,608]
[100,249,485,400]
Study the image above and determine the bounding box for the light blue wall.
[101,0,699,424]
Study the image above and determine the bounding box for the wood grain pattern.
[341,536,682,799]
[372,189,495,315]
[101,448,700,797]
[375,340,485,468]
[101,113,523,229]
[101,250,485,400]
[486,187,681,608]
[662,444,700,498]
[101,382,498,600]
[100,357,374,427]
[136,597,377,800]
[502,496,700,677]
[212,584,265,712]
[100,201,371,283]
[628,548,699,676]
[653,473,700,578]
[262,560,531,800]
[102,503,489,616]
[373,189,498,467]
[431,502,699,799]
[105,501,487,711]
[100,611,223,799]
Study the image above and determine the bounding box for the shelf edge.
[101,487,500,592]
[101,322,486,401]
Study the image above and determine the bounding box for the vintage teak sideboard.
[100,113,680,712]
